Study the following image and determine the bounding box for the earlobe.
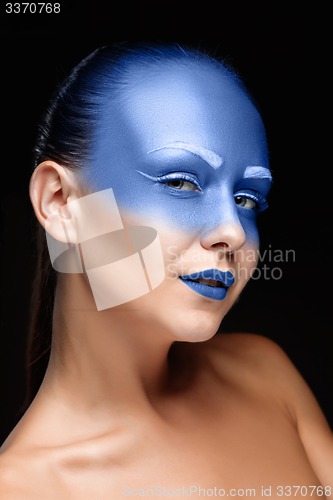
[29,161,79,244]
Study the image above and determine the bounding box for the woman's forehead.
[95,61,266,161]
[124,59,245,103]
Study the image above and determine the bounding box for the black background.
[0,3,331,445]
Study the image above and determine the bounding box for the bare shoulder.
[202,332,333,487]
[0,447,53,499]
[203,332,329,419]
[0,452,29,498]
[203,330,284,359]
[202,331,296,383]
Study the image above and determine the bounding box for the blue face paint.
[85,62,271,245]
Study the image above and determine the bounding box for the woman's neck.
[4,276,202,451]
[41,275,178,417]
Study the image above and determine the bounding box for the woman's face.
[78,61,272,341]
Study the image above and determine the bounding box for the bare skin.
[0,305,332,498]
[1,186,333,498]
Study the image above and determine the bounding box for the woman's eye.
[164,179,199,191]
[135,170,202,192]
[235,195,257,210]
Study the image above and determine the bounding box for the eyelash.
[136,170,202,192]
[235,190,268,212]
[136,170,268,212]
[158,172,202,191]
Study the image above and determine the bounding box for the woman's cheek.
[120,198,207,234]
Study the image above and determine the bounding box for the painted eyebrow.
[146,142,223,170]
[243,166,272,181]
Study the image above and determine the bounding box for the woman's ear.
[29,161,79,244]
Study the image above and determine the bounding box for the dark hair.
[26,41,246,404]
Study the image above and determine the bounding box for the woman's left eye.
[234,195,257,210]
[234,191,268,212]
[164,179,199,191]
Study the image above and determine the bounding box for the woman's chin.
[109,283,230,343]
[167,309,226,343]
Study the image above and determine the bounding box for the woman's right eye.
[136,169,202,192]
[164,179,199,191]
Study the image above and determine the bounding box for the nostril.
[212,242,229,249]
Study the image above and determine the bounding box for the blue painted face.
[85,61,271,245]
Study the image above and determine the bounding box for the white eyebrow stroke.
[146,142,223,170]
[243,166,272,180]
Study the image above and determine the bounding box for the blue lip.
[179,269,235,301]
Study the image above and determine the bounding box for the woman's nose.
[200,215,246,254]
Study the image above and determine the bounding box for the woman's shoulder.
[201,332,333,487]
[199,331,317,414]
[0,432,53,498]
[0,451,31,498]
[0,445,58,498]
[202,331,294,378]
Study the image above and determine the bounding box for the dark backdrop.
[1,4,330,445]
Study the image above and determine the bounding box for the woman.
[0,41,332,498]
